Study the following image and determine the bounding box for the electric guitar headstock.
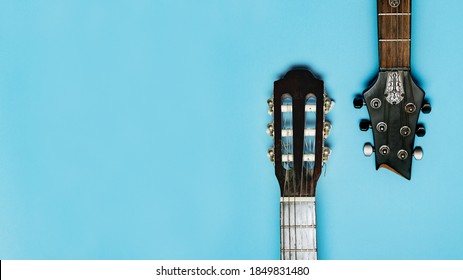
[267,69,334,196]
[354,0,431,180]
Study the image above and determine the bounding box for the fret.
[379,39,410,42]
[378,13,411,16]
[377,0,411,69]
[281,225,316,229]
[281,249,317,252]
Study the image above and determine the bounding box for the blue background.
[0,0,462,259]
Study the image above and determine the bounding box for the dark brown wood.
[273,69,324,197]
[378,0,411,69]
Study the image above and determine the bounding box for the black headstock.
[268,69,333,196]
[354,71,431,179]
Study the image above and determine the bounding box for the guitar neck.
[280,197,317,260]
[378,0,411,70]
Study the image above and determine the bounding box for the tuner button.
[323,122,332,138]
[421,102,432,114]
[322,147,332,163]
[266,123,274,137]
[267,148,275,162]
[413,147,423,160]
[359,119,371,131]
[353,95,365,109]
[267,98,274,115]
[324,96,335,113]
[416,124,426,137]
[363,143,374,157]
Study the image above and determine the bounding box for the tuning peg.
[322,147,331,163]
[359,119,372,131]
[267,148,275,162]
[421,101,431,114]
[416,124,426,137]
[266,123,274,137]
[267,98,274,115]
[353,95,365,109]
[363,143,374,157]
[323,122,332,138]
[324,96,335,113]
[413,146,423,160]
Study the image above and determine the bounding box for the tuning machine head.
[413,146,423,160]
[421,101,431,114]
[324,95,335,113]
[323,121,332,138]
[353,94,366,109]
[267,98,274,115]
[267,148,275,162]
[359,119,372,131]
[363,143,374,157]
[322,146,331,163]
[266,122,274,137]
[416,124,426,137]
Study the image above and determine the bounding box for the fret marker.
[389,0,400,8]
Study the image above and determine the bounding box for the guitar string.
[395,1,398,68]
[282,106,289,260]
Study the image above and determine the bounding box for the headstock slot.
[281,94,294,170]
[303,95,317,170]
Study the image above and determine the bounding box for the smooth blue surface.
[0,0,462,259]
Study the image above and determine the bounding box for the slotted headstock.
[267,69,333,197]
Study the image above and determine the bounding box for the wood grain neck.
[280,197,317,260]
[377,0,411,70]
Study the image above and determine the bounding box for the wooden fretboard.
[280,197,317,260]
[378,0,411,69]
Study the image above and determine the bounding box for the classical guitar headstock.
[354,71,431,179]
[267,69,334,196]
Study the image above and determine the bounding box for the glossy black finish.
[362,71,425,180]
